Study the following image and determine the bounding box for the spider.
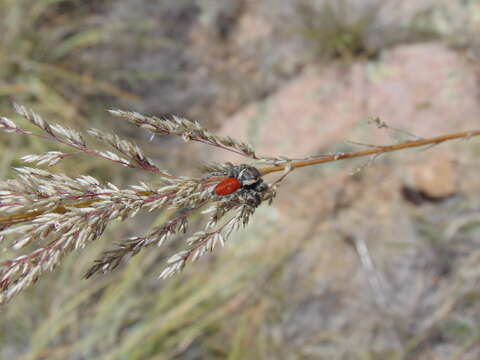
[213,164,268,207]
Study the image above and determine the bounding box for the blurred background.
[1,0,480,359]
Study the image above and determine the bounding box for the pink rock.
[367,43,478,138]
[216,63,366,160]
[215,43,479,162]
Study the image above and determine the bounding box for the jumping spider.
[212,164,268,207]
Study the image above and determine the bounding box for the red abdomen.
[214,177,241,196]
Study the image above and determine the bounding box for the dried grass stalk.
[0,105,479,305]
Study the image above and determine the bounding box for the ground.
[1,0,480,359]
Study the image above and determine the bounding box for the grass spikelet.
[0,104,479,305]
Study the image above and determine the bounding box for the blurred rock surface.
[215,41,480,358]
[217,43,479,160]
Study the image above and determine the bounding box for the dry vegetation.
[2,1,480,360]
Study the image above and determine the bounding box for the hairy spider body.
[213,164,267,207]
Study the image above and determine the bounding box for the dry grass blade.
[0,106,276,304]
[0,104,479,305]
[108,110,259,159]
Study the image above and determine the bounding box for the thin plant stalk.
[1,129,479,226]
[259,129,480,176]
[1,104,479,305]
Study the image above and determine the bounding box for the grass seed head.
[0,106,279,305]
